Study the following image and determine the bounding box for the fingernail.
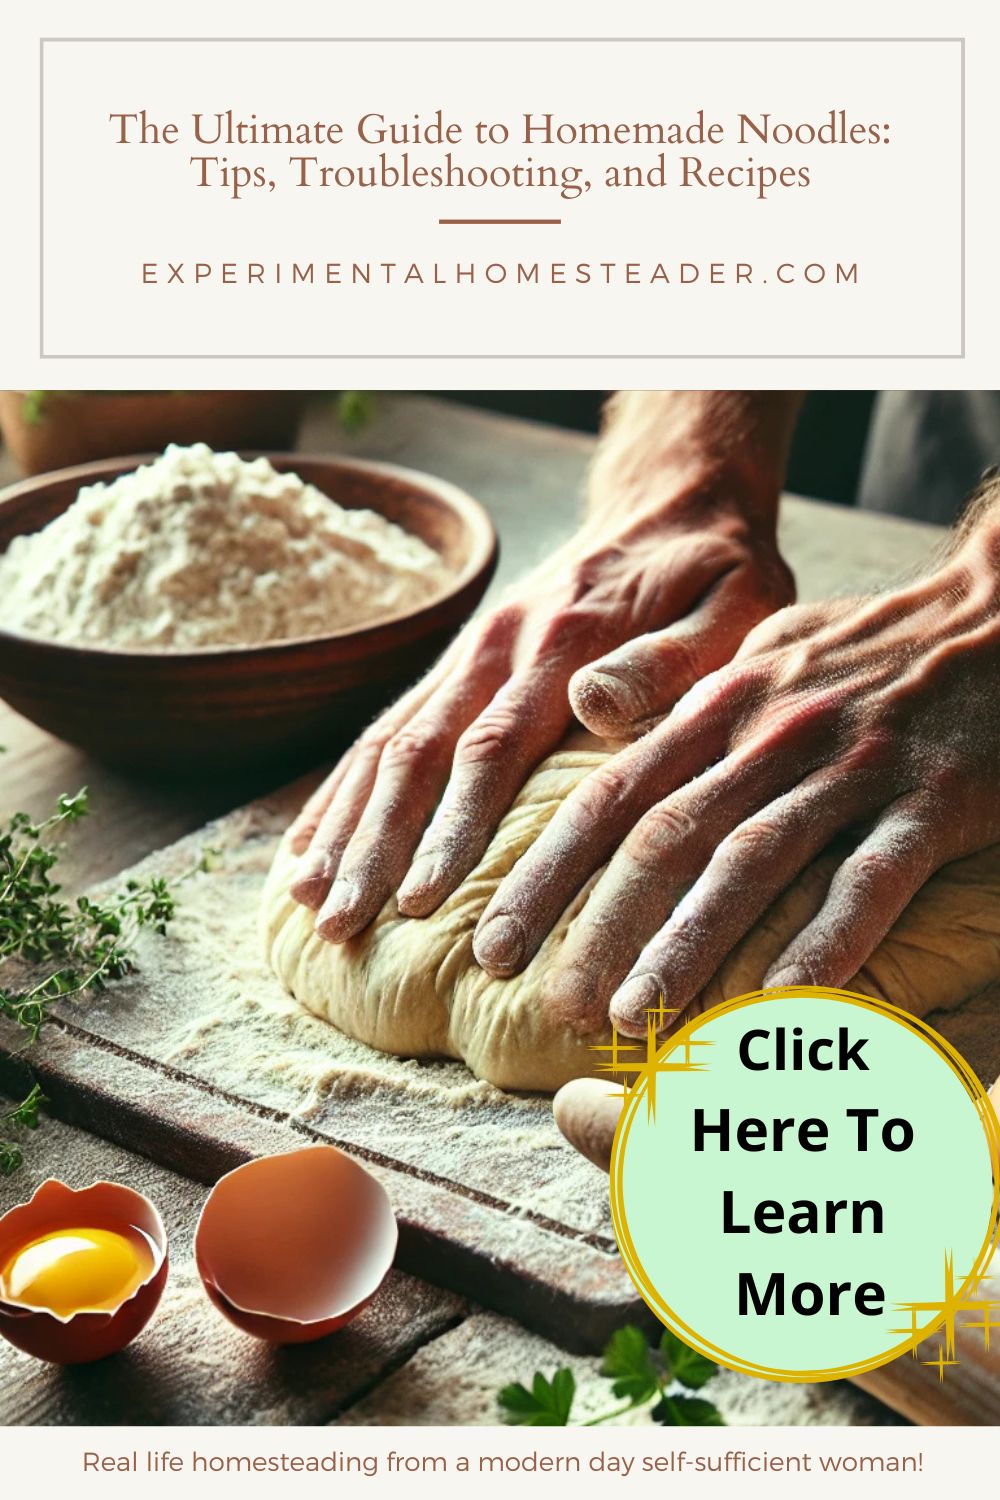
[572,668,629,730]
[290,859,331,910]
[764,966,808,991]
[610,973,664,1034]
[397,854,440,915]
[574,662,652,737]
[315,878,360,940]
[473,914,526,975]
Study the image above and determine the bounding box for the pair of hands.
[288,480,790,948]
[290,475,1000,1043]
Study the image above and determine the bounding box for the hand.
[473,499,1000,1037]
[553,1078,622,1172]
[554,1073,1000,1181]
[288,485,793,941]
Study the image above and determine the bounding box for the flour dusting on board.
[67,796,614,1243]
[335,1310,896,1428]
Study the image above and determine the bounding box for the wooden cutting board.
[2,779,999,1413]
[0,781,649,1355]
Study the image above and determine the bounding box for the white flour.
[0,443,450,649]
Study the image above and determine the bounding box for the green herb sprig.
[0,783,209,1175]
[336,390,376,433]
[0,1085,45,1176]
[498,1324,725,1427]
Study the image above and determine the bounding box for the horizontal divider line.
[438,217,563,224]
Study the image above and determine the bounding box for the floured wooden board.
[2,779,1000,1383]
[0,782,647,1354]
[0,1109,468,1426]
[0,1107,900,1428]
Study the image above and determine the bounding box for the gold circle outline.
[609,985,1000,1384]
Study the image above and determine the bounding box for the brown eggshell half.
[194,1145,398,1343]
[0,1178,168,1364]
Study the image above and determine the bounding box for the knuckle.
[735,602,808,658]
[454,710,518,767]
[943,561,977,602]
[699,534,747,572]
[379,724,444,773]
[624,801,697,863]
[733,620,774,661]
[922,759,964,800]
[879,798,943,865]
[674,660,749,722]
[536,602,609,658]
[564,762,633,836]
[569,545,623,596]
[772,637,826,689]
[844,847,896,888]
[720,657,770,705]
[289,821,320,857]
[535,608,576,654]
[476,601,525,651]
[838,728,895,775]
[339,828,380,874]
[752,683,847,746]
[695,533,786,597]
[719,817,785,864]
[355,722,393,759]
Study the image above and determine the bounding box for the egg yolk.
[0,1225,156,1316]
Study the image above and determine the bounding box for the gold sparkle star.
[894,1250,1000,1378]
[591,990,712,1122]
[920,1345,959,1383]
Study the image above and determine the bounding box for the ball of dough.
[261,749,613,1092]
[261,747,1000,1093]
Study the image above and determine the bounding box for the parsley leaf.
[498,1324,725,1428]
[600,1323,660,1405]
[660,1328,718,1390]
[499,1368,576,1426]
[652,1394,726,1426]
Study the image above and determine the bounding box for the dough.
[261,747,1000,1093]
[262,748,612,1092]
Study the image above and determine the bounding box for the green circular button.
[610,988,1000,1382]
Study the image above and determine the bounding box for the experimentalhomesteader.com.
[138,259,861,289]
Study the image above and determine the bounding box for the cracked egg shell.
[194,1145,398,1343]
[0,1178,168,1364]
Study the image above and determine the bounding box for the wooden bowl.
[0,454,497,773]
[0,392,307,476]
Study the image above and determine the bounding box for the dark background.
[439,391,877,506]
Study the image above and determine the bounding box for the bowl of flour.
[0,446,497,771]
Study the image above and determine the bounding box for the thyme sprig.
[0,1086,45,1176]
[0,784,209,1175]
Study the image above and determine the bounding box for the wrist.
[582,460,783,557]
[586,390,798,540]
[951,484,1000,607]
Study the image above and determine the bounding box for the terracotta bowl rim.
[0,451,498,662]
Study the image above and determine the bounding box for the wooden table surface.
[0,395,947,1426]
